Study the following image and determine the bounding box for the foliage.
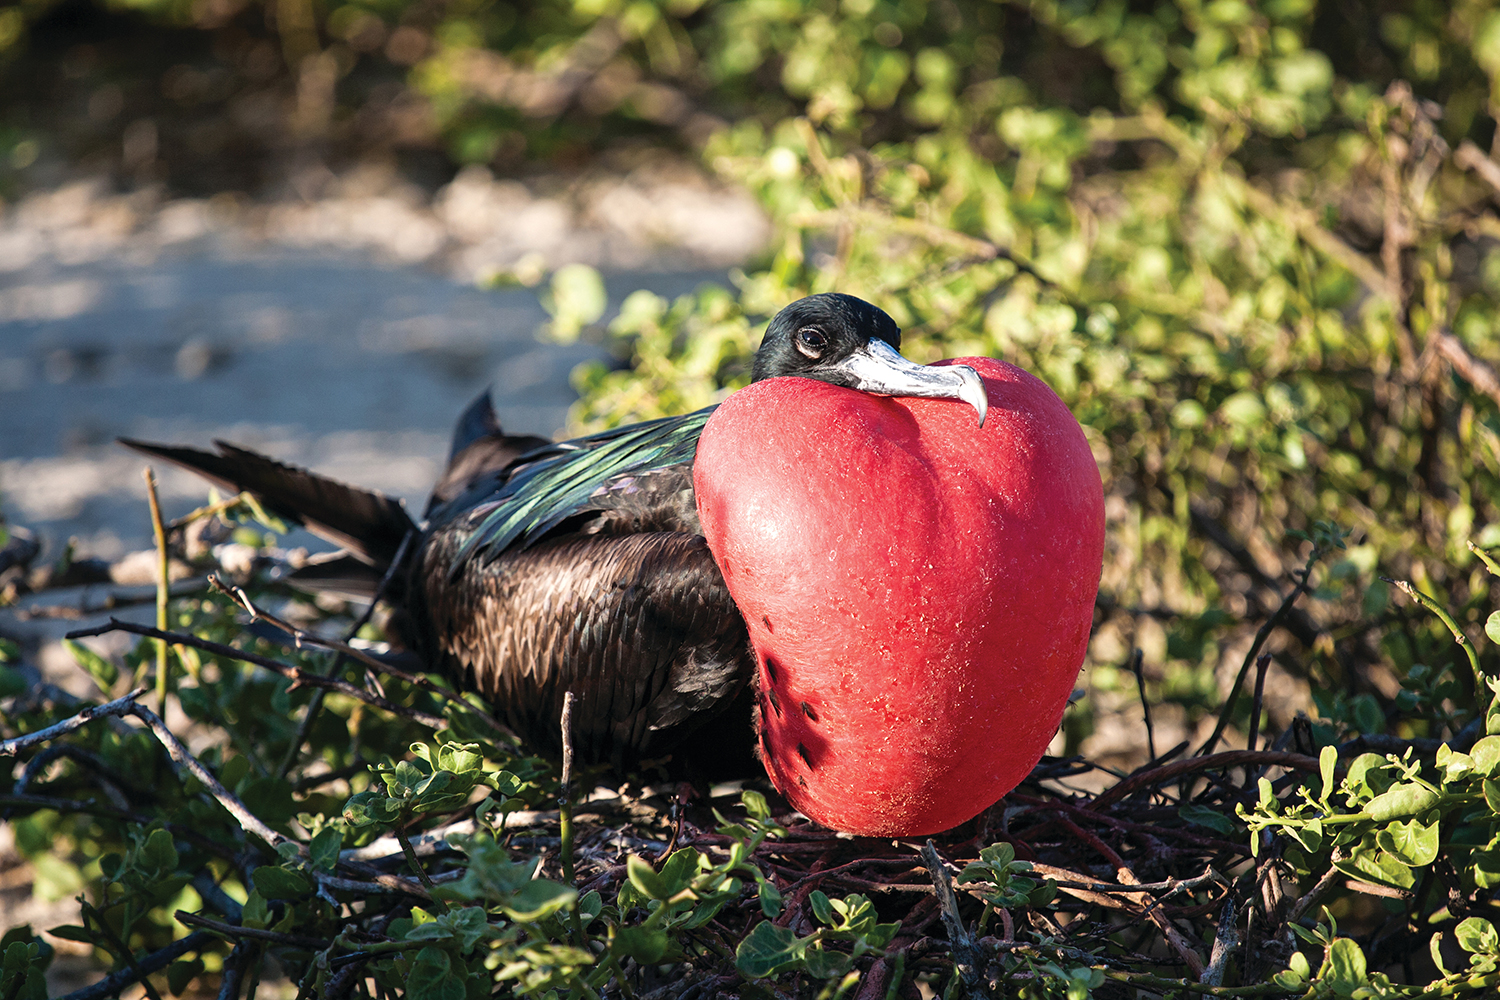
[10,0,1500,996]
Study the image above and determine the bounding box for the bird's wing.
[438,407,715,573]
[426,391,552,516]
[415,527,752,766]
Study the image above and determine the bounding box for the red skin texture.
[694,357,1105,836]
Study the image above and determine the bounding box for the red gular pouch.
[694,356,1104,836]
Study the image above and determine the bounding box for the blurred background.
[7,0,1500,908]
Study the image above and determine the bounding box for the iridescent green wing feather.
[446,407,714,573]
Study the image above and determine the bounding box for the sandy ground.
[0,161,768,561]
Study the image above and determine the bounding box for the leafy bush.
[10,0,1500,996]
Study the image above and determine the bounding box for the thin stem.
[1386,578,1485,699]
[395,826,447,912]
[1468,540,1500,579]
[1199,549,1320,757]
[143,467,171,707]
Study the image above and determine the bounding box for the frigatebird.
[122,293,987,776]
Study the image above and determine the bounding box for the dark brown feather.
[118,438,415,567]
[409,524,753,770]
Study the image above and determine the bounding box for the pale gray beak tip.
[955,366,988,427]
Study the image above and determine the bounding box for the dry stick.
[55,931,215,1000]
[207,570,512,741]
[1198,563,1317,758]
[126,701,428,900]
[167,491,258,533]
[143,467,171,705]
[1128,648,1156,763]
[268,530,416,778]
[1090,750,1321,810]
[216,939,257,1000]
[1055,816,1206,977]
[0,687,150,756]
[66,619,446,729]
[1200,897,1239,986]
[127,702,295,850]
[1246,653,1272,752]
[175,910,329,949]
[560,691,578,887]
[920,841,984,999]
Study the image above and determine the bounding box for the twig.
[274,529,417,779]
[216,939,256,1000]
[1286,851,1345,926]
[1090,751,1322,810]
[205,572,511,740]
[920,840,984,998]
[176,910,329,948]
[0,687,149,756]
[1129,648,1156,762]
[55,931,214,1000]
[395,826,445,907]
[65,619,446,729]
[1056,817,1205,977]
[126,702,296,851]
[1247,653,1272,752]
[144,467,172,706]
[1434,331,1500,411]
[1457,139,1500,197]
[1199,556,1319,756]
[1200,897,1239,986]
[560,690,578,887]
[1386,577,1486,697]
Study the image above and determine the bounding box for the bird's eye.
[795,327,827,359]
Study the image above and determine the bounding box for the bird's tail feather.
[118,438,417,569]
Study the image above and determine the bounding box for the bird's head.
[752,293,988,426]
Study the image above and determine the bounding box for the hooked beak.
[831,340,989,427]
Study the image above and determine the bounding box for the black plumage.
[121,293,986,776]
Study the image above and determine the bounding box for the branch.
[175,911,328,949]
[55,931,215,1000]
[0,687,149,756]
[65,619,445,729]
[920,841,985,999]
[1090,751,1322,810]
[1433,330,1500,410]
[1056,816,1205,977]
[126,702,296,850]
[1456,139,1500,198]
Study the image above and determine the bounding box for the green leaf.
[543,264,607,342]
[1364,782,1440,822]
[63,639,117,691]
[167,958,203,997]
[1376,818,1439,867]
[1178,804,1235,834]
[614,926,670,965]
[626,855,669,901]
[742,789,772,820]
[735,921,809,978]
[309,828,341,872]
[251,865,311,900]
[802,945,852,979]
[1480,611,1500,650]
[1473,737,1500,777]
[758,877,783,918]
[1320,744,1338,801]
[142,828,178,875]
[406,946,464,1000]
[500,879,576,921]
[1456,917,1499,955]
[810,889,834,925]
[1320,938,1367,996]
